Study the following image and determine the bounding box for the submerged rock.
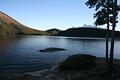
[39,47,66,52]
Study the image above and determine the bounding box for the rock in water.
[39,47,66,52]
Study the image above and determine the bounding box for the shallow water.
[0,35,120,74]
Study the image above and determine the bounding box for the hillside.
[0,11,49,36]
[57,27,120,38]
[46,28,62,35]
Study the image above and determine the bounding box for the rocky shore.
[3,57,120,80]
[17,58,107,80]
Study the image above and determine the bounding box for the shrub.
[59,54,97,71]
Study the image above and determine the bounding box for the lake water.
[0,35,120,74]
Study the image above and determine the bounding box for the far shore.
[2,34,120,39]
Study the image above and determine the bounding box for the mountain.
[0,11,49,36]
[57,27,120,37]
[46,28,62,35]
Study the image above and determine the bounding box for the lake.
[0,35,120,74]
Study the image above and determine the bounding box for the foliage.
[85,0,120,26]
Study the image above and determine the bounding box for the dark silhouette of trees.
[85,0,112,62]
[109,0,117,70]
[57,27,120,37]
[85,0,120,68]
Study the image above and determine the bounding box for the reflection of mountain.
[57,27,120,37]
[0,11,49,36]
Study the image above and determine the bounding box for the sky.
[0,0,120,30]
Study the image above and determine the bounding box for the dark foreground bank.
[1,54,120,80]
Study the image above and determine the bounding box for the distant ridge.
[0,11,49,36]
[57,27,120,38]
[46,28,62,35]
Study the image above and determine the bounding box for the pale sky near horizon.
[0,0,120,30]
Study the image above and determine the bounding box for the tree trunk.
[109,0,117,70]
[106,0,110,63]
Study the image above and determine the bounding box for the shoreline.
[2,57,120,80]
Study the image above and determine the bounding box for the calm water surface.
[0,35,120,74]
